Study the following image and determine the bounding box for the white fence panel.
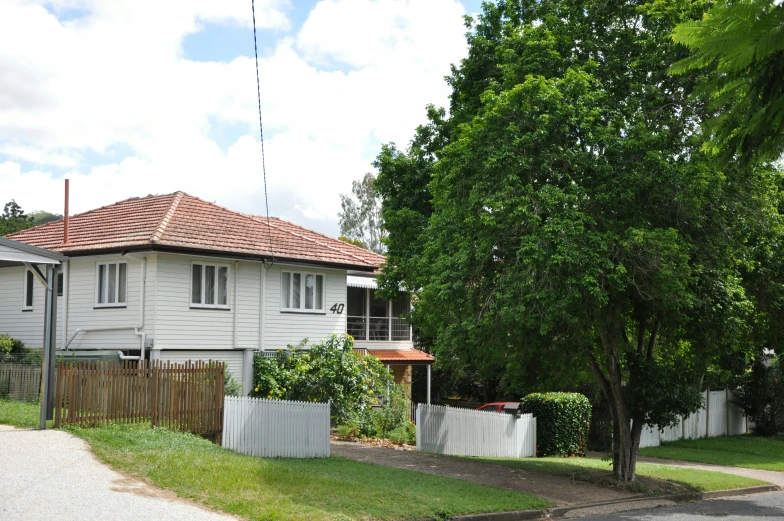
[638,424,661,448]
[708,390,728,437]
[223,396,330,458]
[683,391,708,439]
[416,404,536,458]
[660,417,683,443]
[727,391,747,435]
[640,390,747,446]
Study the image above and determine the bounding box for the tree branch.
[647,321,661,361]
[636,315,648,357]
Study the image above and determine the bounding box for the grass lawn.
[640,436,784,472]
[0,399,49,429]
[0,400,550,520]
[469,456,767,494]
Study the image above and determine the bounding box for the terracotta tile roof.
[5,192,386,270]
[369,348,435,364]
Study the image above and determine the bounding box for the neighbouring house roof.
[5,192,386,271]
[369,348,434,365]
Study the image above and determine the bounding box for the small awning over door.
[369,348,434,365]
[347,275,378,289]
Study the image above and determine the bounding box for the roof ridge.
[150,192,184,244]
[259,217,375,266]
[253,215,385,264]
[268,217,386,263]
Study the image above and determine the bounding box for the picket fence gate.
[639,390,747,448]
[416,404,536,458]
[223,396,331,458]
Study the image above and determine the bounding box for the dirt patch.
[331,440,641,506]
[331,434,415,450]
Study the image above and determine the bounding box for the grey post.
[39,263,59,428]
[426,364,431,404]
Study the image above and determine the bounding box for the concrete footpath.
[0,425,235,521]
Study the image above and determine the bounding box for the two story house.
[0,192,432,395]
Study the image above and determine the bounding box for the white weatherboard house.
[1,192,433,394]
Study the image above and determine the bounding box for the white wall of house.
[261,263,347,351]
[153,254,348,352]
[0,265,61,348]
[1,251,362,360]
[158,349,244,380]
[65,254,153,351]
[154,253,244,350]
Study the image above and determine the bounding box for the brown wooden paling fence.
[54,360,224,443]
[0,364,42,402]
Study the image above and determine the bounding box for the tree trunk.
[590,313,648,483]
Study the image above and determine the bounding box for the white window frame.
[94,261,128,308]
[280,270,325,313]
[190,262,231,310]
[22,269,34,311]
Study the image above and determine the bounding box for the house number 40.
[330,303,344,314]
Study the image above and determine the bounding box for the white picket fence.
[416,404,536,458]
[639,390,747,448]
[223,396,331,458]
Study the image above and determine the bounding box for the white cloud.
[0,0,467,235]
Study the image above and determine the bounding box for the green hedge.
[521,392,591,457]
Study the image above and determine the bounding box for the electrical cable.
[251,0,275,268]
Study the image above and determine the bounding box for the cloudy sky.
[0,0,477,236]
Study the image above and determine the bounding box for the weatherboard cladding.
[6,192,386,270]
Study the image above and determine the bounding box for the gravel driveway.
[331,440,640,506]
[0,425,235,521]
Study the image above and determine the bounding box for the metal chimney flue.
[63,179,70,244]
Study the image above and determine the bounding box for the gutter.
[59,244,379,272]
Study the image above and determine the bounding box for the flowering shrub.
[251,335,392,424]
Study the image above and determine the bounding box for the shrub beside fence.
[54,360,224,442]
[416,404,536,458]
[223,396,331,458]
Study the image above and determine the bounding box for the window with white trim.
[22,269,34,310]
[95,262,127,307]
[191,263,230,309]
[281,271,324,311]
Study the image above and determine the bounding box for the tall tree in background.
[0,200,33,235]
[338,173,387,254]
[671,0,784,164]
[29,210,63,226]
[376,0,784,483]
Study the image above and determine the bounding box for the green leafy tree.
[338,236,366,248]
[0,200,33,235]
[670,0,784,163]
[376,0,784,482]
[30,211,63,226]
[338,173,387,254]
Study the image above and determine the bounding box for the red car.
[477,402,521,414]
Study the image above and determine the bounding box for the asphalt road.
[576,492,784,520]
